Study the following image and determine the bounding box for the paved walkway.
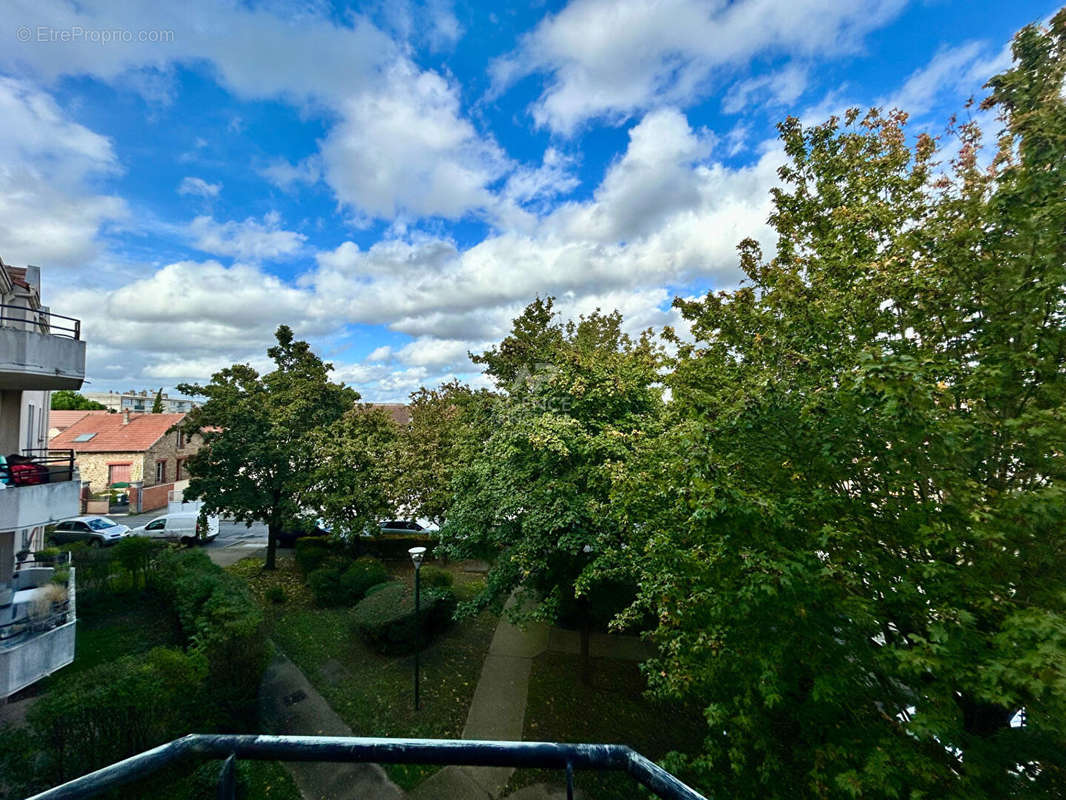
[259,652,405,800]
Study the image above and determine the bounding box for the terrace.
[0,304,85,391]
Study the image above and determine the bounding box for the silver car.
[49,516,131,547]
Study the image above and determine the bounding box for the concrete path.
[259,651,405,800]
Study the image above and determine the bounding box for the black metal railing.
[23,734,707,800]
[0,303,81,340]
[1,449,75,486]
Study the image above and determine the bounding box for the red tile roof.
[50,412,186,452]
[49,410,110,433]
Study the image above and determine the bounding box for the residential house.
[367,403,412,425]
[0,257,85,698]
[50,411,205,511]
[82,389,198,414]
[48,409,110,439]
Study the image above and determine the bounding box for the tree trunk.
[265,521,278,570]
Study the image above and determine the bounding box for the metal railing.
[24,734,707,800]
[0,449,75,485]
[0,303,81,340]
[0,565,75,648]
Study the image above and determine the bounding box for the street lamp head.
[408,546,427,567]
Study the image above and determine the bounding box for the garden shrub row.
[16,549,267,792]
[307,556,388,606]
[351,581,456,654]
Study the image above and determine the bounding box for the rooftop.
[49,412,185,453]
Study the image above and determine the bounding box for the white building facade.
[0,259,86,698]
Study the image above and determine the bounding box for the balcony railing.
[23,734,707,800]
[1,449,75,486]
[0,303,81,340]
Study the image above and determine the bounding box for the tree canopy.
[50,390,107,411]
[613,12,1066,798]
[177,325,358,569]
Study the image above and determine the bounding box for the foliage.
[154,548,267,727]
[396,380,496,526]
[306,566,345,606]
[28,647,208,786]
[50,390,107,410]
[441,297,664,681]
[112,535,167,588]
[361,533,437,561]
[614,14,1066,799]
[351,581,456,654]
[341,556,389,598]
[307,404,399,541]
[265,584,287,604]
[418,564,453,589]
[151,387,164,413]
[294,536,333,573]
[177,325,359,569]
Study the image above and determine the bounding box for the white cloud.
[178,176,222,198]
[190,212,306,261]
[882,40,1011,117]
[723,63,808,114]
[259,157,322,191]
[319,62,508,220]
[0,77,126,267]
[492,0,906,134]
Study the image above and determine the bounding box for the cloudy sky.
[0,0,1054,401]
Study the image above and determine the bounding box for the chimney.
[122,410,130,425]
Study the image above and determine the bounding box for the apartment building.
[0,258,86,698]
[82,389,197,414]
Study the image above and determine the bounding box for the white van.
[129,512,220,545]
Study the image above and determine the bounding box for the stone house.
[49,411,204,510]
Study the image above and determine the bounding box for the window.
[176,459,183,481]
[73,433,97,442]
[156,460,167,483]
[146,519,166,531]
[26,404,35,451]
[87,518,117,531]
[177,430,185,449]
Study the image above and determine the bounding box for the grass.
[509,651,707,800]
[229,554,497,790]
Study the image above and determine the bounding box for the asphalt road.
[118,511,270,565]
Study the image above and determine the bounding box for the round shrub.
[339,557,388,601]
[307,567,345,606]
[294,536,332,574]
[265,585,286,604]
[352,581,456,654]
[418,564,453,588]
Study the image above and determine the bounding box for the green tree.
[618,14,1066,798]
[177,326,358,569]
[50,390,107,411]
[308,404,400,541]
[396,380,495,527]
[151,387,164,413]
[443,299,664,682]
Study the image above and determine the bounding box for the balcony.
[0,304,85,390]
[0,451,80,530]
[0,560,76,698]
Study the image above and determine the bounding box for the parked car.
[129,512,220,545]
[276,517,331,548]
[49,516,130,547]
[378,519,438,535]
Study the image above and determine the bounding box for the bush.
[294,536,332,573]
[419,564,453,588]
[265,585,287,604]
[307,567,345,606]
[340,557,389,600]
[352,581,456,654]
[28,647,207,785]
[361,534,436,561]
[113,536,166,589]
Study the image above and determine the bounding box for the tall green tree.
[443,299,664,682]
[151,388,164,413]
[177,326,358,569]
[618,13,1066,798]
[50,390,107,411]
[396,380,495,527]
[307,405,400,541]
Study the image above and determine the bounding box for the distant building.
[367,403,411,425]
[82,389,198,414]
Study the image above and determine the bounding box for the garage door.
[108,463,131,484]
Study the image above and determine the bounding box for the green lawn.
[510,651,707,800]
[230,554,498,790]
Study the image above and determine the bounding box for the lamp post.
[409,546,427,711]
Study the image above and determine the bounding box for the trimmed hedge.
[360,534,436,561]
[308,557,388,606]
[294,536,333,573]
[352,581,456,654]
[419,564,453,588]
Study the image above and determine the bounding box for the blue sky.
[0,0,1056,400]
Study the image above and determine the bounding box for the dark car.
[276,517,330,548]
